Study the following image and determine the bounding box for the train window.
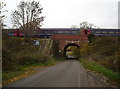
[64,31,68,33]
[109,31,114,34]
[95,31,101,33]
[58,31,63,33]
[71,31,76,33]
[102,31,107,34]
[115,31,119,34]
[64,31,70,33]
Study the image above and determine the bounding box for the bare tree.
[0,2,7,29]
[80,21,96,29]
[71,25,78,29]
[78,21,97,35]
[11,0,44,31]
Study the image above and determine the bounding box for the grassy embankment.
[80,59,120,86]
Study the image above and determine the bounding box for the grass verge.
[79,58,120,86]
[2,60,57,85]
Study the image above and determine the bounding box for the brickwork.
[51,34,88,51]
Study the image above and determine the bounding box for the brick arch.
[64,43,79,56]
[51,34,88,55]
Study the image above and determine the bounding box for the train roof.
[3,28,120,31]
[41,28,120,31]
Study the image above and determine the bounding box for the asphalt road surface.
[4,60,108,87]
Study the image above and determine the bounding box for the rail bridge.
[51,34,88,56]
[4,28,120,57]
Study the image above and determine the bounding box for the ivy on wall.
[52,40,59,58]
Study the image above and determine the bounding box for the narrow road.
[4,60,107,87]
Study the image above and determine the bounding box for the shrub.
[89,36,120,72]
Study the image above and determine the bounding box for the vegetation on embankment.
[71,34,120,86]
[80,58,120,86]
[78,35,120,73]
[3,36,43,71]
[84,35,120,86]
[2,59,57,85]
[91,36,119,70]
[2,31,65,85]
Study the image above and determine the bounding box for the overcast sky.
[2,0,120,28]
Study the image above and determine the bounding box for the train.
[6,28,120,37]
[41,28,120,36]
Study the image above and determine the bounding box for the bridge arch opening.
[64,43,79,59]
